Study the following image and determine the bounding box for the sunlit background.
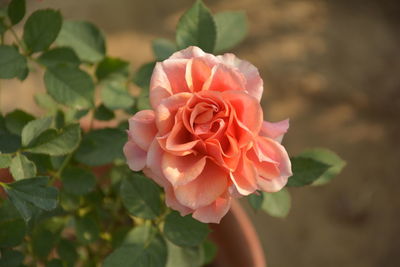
[1,0,399,266]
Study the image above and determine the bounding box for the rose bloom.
[124,46,292,223]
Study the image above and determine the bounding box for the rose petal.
[156,93,192,135]
[164,121,200,155]
[123,141,147,171]
[230,153,258,196]
[203,64,246,93]
[222,91,263,135]
[174,160,228,209]
[161,59,190,93]
[217,53,263,101]
[186,57,212,92]
[162,153,207,186]
[145,140,168,187]
[192,191,231,223]
[251,136,292,192]
[150,62,173,108]
[169,46,206,59]
[260,119,289,143]
[128,110,157,150]
[258,175,289,193]
[165,186,193,216]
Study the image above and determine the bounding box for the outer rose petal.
[165,186,193,216]
[258,175,289,193]
[150,62,173,109]
[192,191,231,223]
[230,154,258,196]
[169,46,206,59]
[260,119,289,143]
[252,136,292,192]
[162,153,207,186]
[161,59,191,94]
[128,110,157,150]
[143,166,193,216]
[174,160,228,209]
[217,53,263,101]
[185,58,212,92]
[203,64,246,93]
[123,141,147,171]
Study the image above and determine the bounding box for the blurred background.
[2,0,400,266]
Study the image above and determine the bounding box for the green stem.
[8,26,27,53]
[52,153,73,180]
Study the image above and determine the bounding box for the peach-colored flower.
[124,46,292,223]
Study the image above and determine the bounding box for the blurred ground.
[2,0,400,266]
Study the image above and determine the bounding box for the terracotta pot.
[209,200,266,267]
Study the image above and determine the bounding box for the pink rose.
[124,46,292,223]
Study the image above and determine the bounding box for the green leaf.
[10,153,37,180]
[27,153,52,174]
[56,20,106,63]
[133,62,156,90]
[0,132,20,153]
[44,65,95,109]
[5,177,58,222]
[176,0,216,52]
[0,45,27,79]
[4,109,34,135]
[100,79,134,110]
[38,47,80,68]
[286,157,330,187]
[297,148,346,186]
[94,104,115,121]
[96,57,129,81]
[0,7,7,18]
[46,259,63,267]
[0,218,26,247]
[59,191,80,212]
[247,191,264,211]
[34,93,58,112]
[166,240,205,267]
[152,39,177,61]
[57,239,78,266]
[75,214,100,244]
[104,225,167,267]
[214,11,247,52]
[202,240,217,265]
[31,227,58,259]
[17,65,29,81]
[0,153,12,168]
[164,211,209,247]
[25,124,81,156]
[64,109,89,124]
[23,9,62,53]
[0,18,6,36]
[0,115,21,153]
[261,188,291,218]
[74,128,125,166]
[0,249,24,267]
[7,0,26,25]
[21,116,53,147]
[120,172,162,219]
[133,62,155,111]
[61,166,96,195]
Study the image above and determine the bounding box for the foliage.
[0,0,345,266]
